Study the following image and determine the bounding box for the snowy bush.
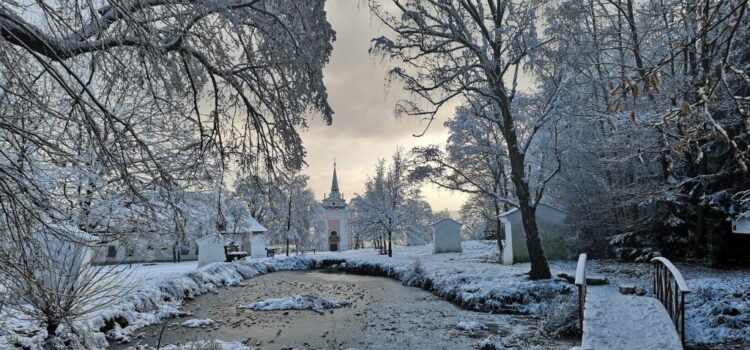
[537,294,579,338]
[402,259,427,287]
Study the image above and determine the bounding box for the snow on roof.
[196,233,231,244]
[235,216,267,233]
[34,223,98,243]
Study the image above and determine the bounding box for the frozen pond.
[115,271,573,349]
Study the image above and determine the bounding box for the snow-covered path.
[581,285,682,350]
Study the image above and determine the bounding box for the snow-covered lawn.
[0,240,747,349]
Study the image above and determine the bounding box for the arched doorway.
[328,231,340,251]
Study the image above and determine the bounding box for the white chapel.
[317,163,353,252]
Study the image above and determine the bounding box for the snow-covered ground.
[1,240,747,349]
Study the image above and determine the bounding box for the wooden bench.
[265,248,277,257]
[224,243,248,262]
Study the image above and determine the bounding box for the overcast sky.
[300,0,468,213]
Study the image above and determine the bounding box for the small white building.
[197,233,232,267]
[732,215,750,234]
[432,218,463,254]
[226,216,269,258]
[499,204,568,265]
[316,163,354,252]
[34,224,97,276]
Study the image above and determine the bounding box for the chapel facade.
[317,163,353,252]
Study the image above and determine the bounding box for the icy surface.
[238,293,349,314]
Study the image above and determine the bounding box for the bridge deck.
[581,285,683,350]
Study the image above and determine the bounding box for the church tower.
[318,162,352,251]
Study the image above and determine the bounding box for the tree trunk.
[46,319,59,340]
[518,201,551,279]
[387,231,392,257]
[694,206,706,258]
[494,200,504,263]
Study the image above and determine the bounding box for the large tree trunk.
[517,200,551,279]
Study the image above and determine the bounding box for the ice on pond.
[238,293,350,314]
[180,318,215,328]
[456,321,484,331]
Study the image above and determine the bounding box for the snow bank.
[238,294,349,314]
[180,318,215,328]
[479,336,507,350]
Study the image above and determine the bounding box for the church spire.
[322,160,345,209]
[331,161,340,193]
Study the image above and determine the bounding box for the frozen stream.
[115,270,573,349]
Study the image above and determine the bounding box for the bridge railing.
[575,253,587,331]
[651,257,690,345]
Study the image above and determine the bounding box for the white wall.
[433,219,462,254]
[732,216,750,234]
[249,235,267,258]
[197,235,230,267]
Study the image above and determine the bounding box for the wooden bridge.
[574,255,689,350]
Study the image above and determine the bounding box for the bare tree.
[0,222,130,346]
[369,0,565,278]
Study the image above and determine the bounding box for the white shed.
[732,215,750,234]
[34,224,97,279]
[432,218,463,254]
[499,204,567,265]
[227,216,268,258]
[197,233,231,267]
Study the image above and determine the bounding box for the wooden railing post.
[575,253,588,332]
[651,257,690,346]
